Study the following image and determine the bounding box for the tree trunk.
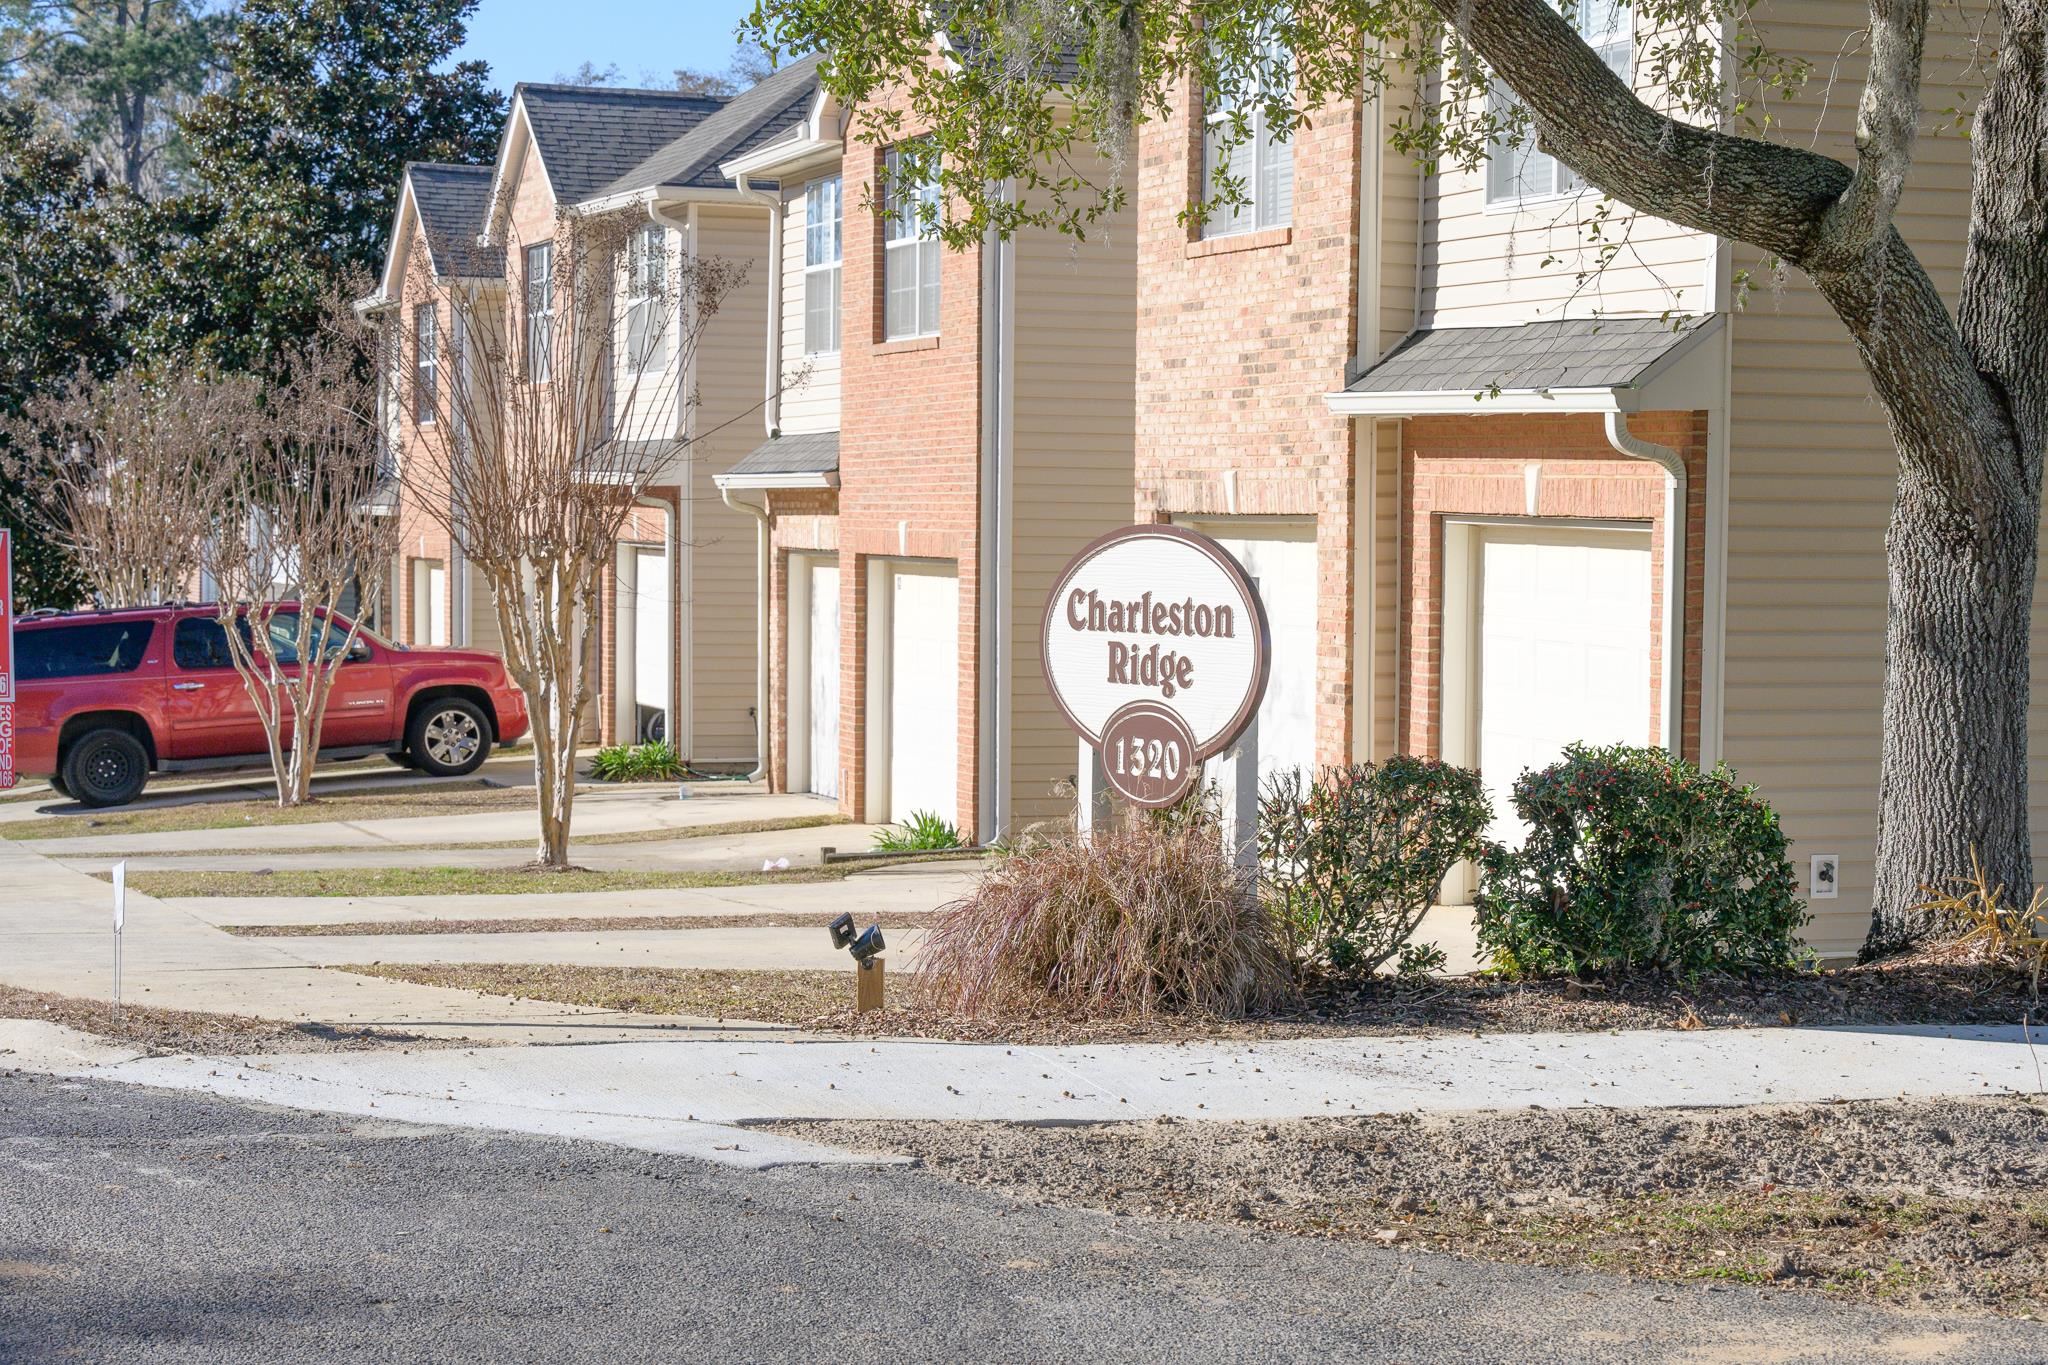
[530,703,577,869]
[1866,461,2038,953]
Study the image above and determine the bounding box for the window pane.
[173,618,232,671]
[1257,118,1293,228]
[18,622,155,680]
[918,238,941,334]
[885,244,915,337]
[804,263,840,352]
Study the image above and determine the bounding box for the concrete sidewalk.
[46,825,888,875]
[8,1016,2040,1170]
[0,836,793,1043]
[17,787,843,858]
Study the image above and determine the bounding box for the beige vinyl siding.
[1720,0,1981,956]
[779,169,842,433]
[1374,98,1421,357]
[1007,185,1139,829]
[1417,39,1710,326]
[464,562,505,657]
[1371,418,1402,761]
[685,205,769,763]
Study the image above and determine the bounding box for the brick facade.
[831,112,987,836]
[1398,411,1709,764]
[1133,82,1364,767]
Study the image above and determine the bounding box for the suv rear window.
[15,621,156,680]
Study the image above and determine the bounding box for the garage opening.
[865,559,959,828]
[1444,522,1654,850]
[787,555,840,799]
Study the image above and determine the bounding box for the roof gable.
[596,55,824,200]
[407,163,501,278]
[514,83,729,205]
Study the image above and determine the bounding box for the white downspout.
[1604,412,1686,756]
[722,484,772,781]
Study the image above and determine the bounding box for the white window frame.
[882,145,941,340]
[1201,36,1294,238]
[1485,0,1631,205]
[803,174,843,355]
[524,241,554,383]
[413,304,437,425]
[625,223,666,373]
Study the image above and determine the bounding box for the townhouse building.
[365,62,824,761]
[714,77,1137,840]
[1135,0,1998,954]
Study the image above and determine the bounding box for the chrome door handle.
[171,681,204,692]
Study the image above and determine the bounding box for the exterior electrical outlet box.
[1809,854,1841,900]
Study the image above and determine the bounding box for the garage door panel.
[888,568,958,826]
[806,563,840,800]
[1479,530,1652,844]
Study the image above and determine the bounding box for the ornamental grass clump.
[1476,743,1807,978]
[914,816,1291,1019]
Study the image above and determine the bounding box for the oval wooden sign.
[1041,525,1271,808]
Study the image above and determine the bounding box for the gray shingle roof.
[1348,316,1712,396]
[600,55,823,198]
[719,430,840,484]
[407,163,500,277]
[515,84,727,205]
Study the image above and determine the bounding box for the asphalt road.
[2,1071,2042,1365]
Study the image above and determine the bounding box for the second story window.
[413,305,437,425]
[1486,0,1630,202]
[803,174,842,354]
[1202,37,1293,237]
[524,241,554,382]
[625,223,667,373]
[883,145,940,340]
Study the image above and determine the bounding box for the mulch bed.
[337,953,2044,1044]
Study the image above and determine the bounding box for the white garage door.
[804,562,840,799]
[632,546,670,725]
[888,566,958,826]
[1478,528,1653,844]
[1206,529,1317,784]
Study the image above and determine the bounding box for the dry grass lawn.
[1,781,528,840]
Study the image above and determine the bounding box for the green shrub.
[873,810,963,852]
[1257,757,1492,975]
[1475,743,1807,978]
[914,816,1291,1018]
[589,741,685,783]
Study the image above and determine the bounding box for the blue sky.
[456,0,759,91]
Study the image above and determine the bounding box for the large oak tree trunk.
[1867,463,2037,951]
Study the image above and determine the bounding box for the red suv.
[9,604,531,807]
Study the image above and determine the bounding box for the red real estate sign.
[0,529,13,789]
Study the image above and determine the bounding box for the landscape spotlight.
[828,912,856,951]
[849,925,886,966]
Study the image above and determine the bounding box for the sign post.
[0,529,14,792]
[1041,526,1270,867]
[112,860,127,1017]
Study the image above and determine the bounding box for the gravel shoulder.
[772,1096,2048,1316]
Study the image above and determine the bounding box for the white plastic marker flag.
[112,860,126,1012]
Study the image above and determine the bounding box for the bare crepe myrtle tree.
[203,290,401,808]
[396,207,747,870]
[0,367,259,608]
[752,0,2048,957]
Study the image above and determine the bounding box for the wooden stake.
[856,957,885,1013]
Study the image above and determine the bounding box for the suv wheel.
[407,698,490,777]
[62,729,150,807]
